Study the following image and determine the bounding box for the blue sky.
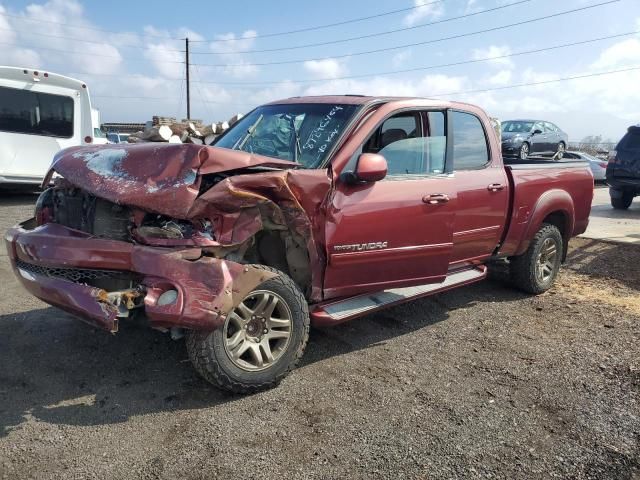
[0,0,639,140]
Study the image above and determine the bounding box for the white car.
[564,151,607,181]
[0,66,95,185]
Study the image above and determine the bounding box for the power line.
[0,25,184,51]
[430,65,640,97]
[188,0,450,43]
[190,0,529,55]
[0,0,620,68]
[191,0,620,67]
[0,0,449,45]
[189,31,638,86]
[0,11,184,41]
[0,40,184,62]
[91,66,640,106]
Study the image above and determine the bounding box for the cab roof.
[264,94,476,111]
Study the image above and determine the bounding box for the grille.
[15,259,133,285]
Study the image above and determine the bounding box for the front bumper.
[501,143,522,156]
[5,220,273,333]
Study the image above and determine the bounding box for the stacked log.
[127,113,243,145]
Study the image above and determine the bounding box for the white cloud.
[208,30,259,78]
[472,45,514,68]
[0,5,16,44]
[404,0,445,26]
[145,42,184,78]
[392,50,412,68]
[487,70,512,85]
[591,38,640,69]
[303,58,348,79]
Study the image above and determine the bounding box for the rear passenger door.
[449,110,509,264]
[544,122,559,151]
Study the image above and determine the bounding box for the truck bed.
[498,159,593,258]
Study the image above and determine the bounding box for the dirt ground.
[0,193,638,480]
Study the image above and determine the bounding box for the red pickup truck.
[5,96,593,393]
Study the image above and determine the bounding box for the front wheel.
[509,223,563,294]
[519,142,530,160]
[186,266,309,394]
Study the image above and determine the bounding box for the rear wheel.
[611,190,633,210]
[186,266,309,394]
[509,223,563,294]
[519,142,530,160]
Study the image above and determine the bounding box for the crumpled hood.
[47,143,298,218]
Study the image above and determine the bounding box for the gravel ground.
[0,194,638,480]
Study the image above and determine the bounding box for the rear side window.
[0,86,74,138]
[452,111,489,170]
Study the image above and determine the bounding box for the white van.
[0,66,94,185]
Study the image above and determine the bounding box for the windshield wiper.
[234,114,264,151]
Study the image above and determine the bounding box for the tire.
[556,141,565,159]
[186,266,309,394]
[519,142,530,160]
[611,191,633,210]
[509,223,563,294]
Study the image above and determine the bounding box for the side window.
[533,121,544,133]
[544,122,555,133]
[452,111,489,170]
[359,110,448,176]
[365,113,422,175]
[0,86,74,138]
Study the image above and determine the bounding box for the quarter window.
[0,86,74,138]
[452,111,489,170]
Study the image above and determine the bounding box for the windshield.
[215,103,359,168]
[502,121,534,133]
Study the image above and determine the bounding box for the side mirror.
[533,129,543,135]
[354,153,387,182]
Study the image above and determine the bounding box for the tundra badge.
[334,242,388,252]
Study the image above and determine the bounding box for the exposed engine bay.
[39,157,324,302]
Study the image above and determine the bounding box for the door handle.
[487,183,505,192]
[422,193,450,204]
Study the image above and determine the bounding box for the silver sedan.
[565,151,607,181]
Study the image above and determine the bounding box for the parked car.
[562,151,607,181]
[501,119,568,159]
[0,66,95,186]
[607,125,640,209]
[5,96,593,393]
[106,132,130,144]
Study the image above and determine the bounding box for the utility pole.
[185,37,191,120]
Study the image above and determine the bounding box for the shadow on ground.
[0,280,527,437]
[566,238,640,290]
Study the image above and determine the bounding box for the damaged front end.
[6,143,329,333]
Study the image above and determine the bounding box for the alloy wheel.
[535,238,558,283]
[222,290,293,371]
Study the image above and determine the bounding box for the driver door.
[323,110,456,299]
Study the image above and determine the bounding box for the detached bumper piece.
[5,221,274,333]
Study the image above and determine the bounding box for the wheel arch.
[514,189,575,261]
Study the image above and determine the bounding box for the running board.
[310,266,486,327]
